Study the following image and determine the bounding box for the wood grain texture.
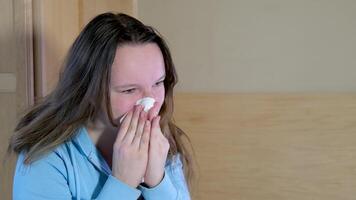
[173,93,356,200]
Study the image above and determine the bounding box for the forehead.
[110,43,165,84]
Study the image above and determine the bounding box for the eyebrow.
[115,74,166,89]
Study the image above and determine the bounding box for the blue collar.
[72,126,112,175]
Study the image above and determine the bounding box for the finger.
[115,109,134,143]
[119,112,128,123]
[149,116,161,141]
[132,110,147,146]
[152,115,161,131]
[147,102,160,121]
[139,120,151,151]
[123,105,143,143]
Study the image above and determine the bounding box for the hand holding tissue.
[119,97,156,123]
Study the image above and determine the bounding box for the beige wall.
[138,0,356,92]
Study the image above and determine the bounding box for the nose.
[142,88,155,100]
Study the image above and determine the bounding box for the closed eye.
[121,88,136,94]
[155,80,164,86]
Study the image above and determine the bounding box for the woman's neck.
[85,119,119,168]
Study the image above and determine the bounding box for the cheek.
[110,93,136,119]
[154,86,165,109]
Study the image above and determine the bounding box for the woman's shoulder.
[13,145,74,199]
[15,143,69,176]
[14,127,82,177]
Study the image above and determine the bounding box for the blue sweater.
[13,126,190,199]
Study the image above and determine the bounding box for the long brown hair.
[8,12,195,190]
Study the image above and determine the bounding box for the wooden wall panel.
[33,0,80,97]
[173,93,356,200]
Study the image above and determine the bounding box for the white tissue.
[119,97,156,123]
[135,97,155,112]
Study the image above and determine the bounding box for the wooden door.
[0,0,33,200]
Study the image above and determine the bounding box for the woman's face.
[109,43,166,123]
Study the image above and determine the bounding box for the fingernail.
[119,113,128,123]
[136,105,142,112]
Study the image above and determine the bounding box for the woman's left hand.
[144,104,170,187]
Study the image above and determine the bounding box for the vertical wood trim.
[32,0,45,99]
[13,0,34,110]
[24,0,34,106]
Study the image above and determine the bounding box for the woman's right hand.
[111,105,150,188]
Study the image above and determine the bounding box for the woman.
[8,12,194,200]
